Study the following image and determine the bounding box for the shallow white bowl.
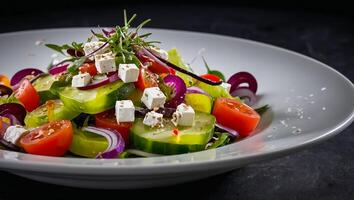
[0,28,353,189]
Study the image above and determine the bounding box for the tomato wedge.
[14,79,40,112]
[212,98,260,137]
[20,120,73,156]
[201,74,222,82]
[95,109,132,144]
[79,62,97,76]
[134,68,158,91]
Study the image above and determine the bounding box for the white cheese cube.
[115,100,135,123]
[95,52,116,73]
[221,82,231,93]
[3,125,29,145]
[143,111,163,127]
[172,103,195,126]
[71,73,91,87]
[141,87,167,109]
[150,47,169,60]
[118,64,139,83]
[83,41,110,57]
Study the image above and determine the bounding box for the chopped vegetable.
[14,79,40,112]
[212,98,260,137]
[24,100,80,128]
[20,120,73,156]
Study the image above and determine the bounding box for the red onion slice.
[0,103,26,125]
[1,114,21,126]
[231,87,257,106]
[186,86,210,97]
[227,71,258,94]
[49,63,69,75]
[102,28,116,37]
[10,68,44,86]
[0,85,13,97]
[66,48,84,57]
[215,123,239,138]
[82,126,125,159]
[78,73,119,90]
[163,75,187,108]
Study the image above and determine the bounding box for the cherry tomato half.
[79,62,97,76]
[20,120,73,156]
[95,109,132,144]
[14,79,40,112]
[212,98,260,137]
[134,68,158,91]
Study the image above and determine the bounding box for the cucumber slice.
[33,74,58,104]
[70,127,108,158]
[130,112,215,155]
[56,80,125,114]
[24,99,80,128]
[185,93,213,113]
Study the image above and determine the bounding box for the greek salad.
[0,11,268,158]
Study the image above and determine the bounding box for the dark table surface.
[0,4,353,200]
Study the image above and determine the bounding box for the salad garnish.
[0,11,269,158]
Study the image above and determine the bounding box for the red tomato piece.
[95,109,132,144]
[201,74,222,82]
[14,79,40,112]
[79,63,97,76]
[19,120,73,156]
[212,98,260,137]
[134,68,158,91]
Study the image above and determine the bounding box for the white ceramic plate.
[0,28,353,189]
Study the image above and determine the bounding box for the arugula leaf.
[45,42,84,56]
[45,44,66,55]
[255,104,270,116]
[202,57,225,81]
[206,132,231,149]
[67,57,87,74]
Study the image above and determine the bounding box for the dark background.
[0,1,353,200]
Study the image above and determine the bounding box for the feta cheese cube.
[83,41,110,57]
[172,103,195,126]
[95,52,116,73]
[150,47,169,60]
[221,82,231,93]
[118,64,139,83]
[115,100,135,123]
[143,111,163,127]
[141,87,167,109]
[71,73,91,87]
[3,125,29,145]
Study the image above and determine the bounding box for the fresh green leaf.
[167,48,194,87]
[0,93,21,105]
[202,57,225,81]
[45,44,66,55]
[255,104,270,116]
[206,132,231,149]
[67,57,87,74]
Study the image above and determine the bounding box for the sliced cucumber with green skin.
[33,74,58,104]
[130,112,215,155]
[56,80,125,114]
[70,127,108,158]
[24,99,80,128]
